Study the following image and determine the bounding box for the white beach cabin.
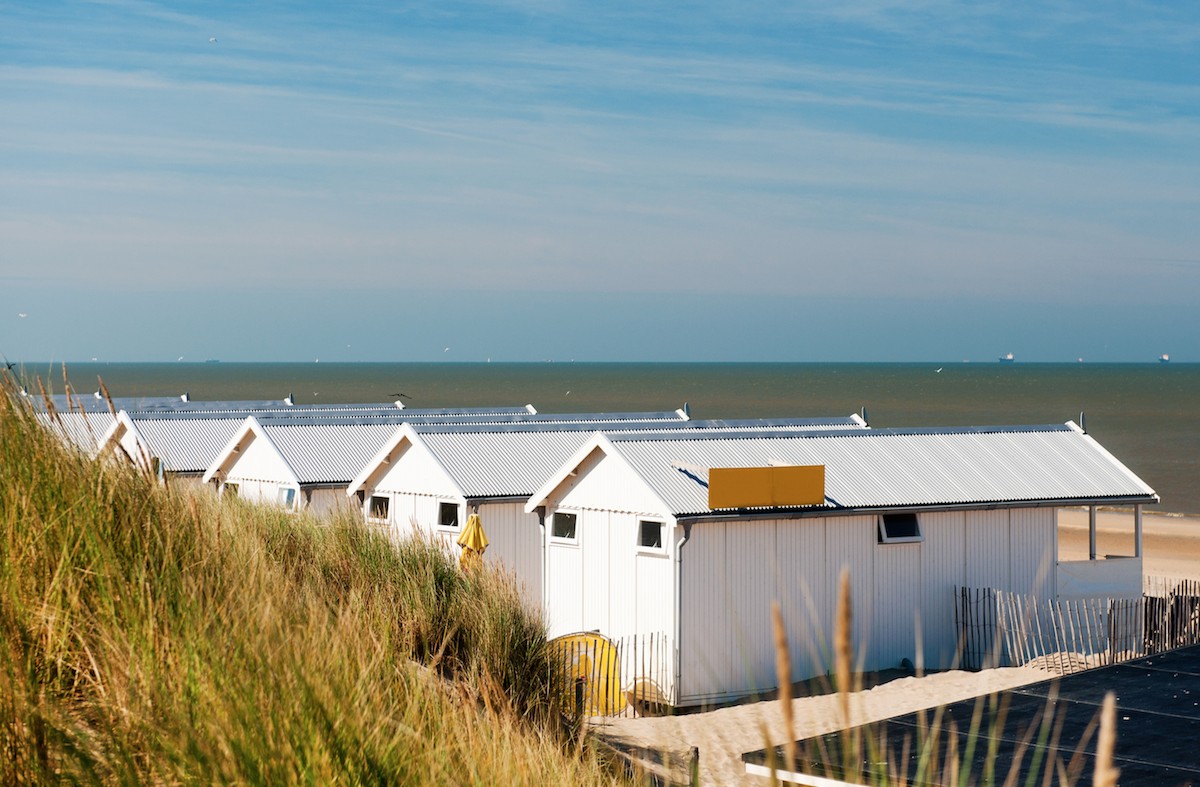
[34,395,185,456]
[93,402,520,487]
[98,410,249,488]
[203,415,402,514]
[526,423,1158,707]
[347,415,868,609]
[198,406,596,514]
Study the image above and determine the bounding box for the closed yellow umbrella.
[457,512,488,571]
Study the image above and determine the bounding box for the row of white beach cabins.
[40,394,1158,708]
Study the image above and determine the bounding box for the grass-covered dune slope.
[0,386,622,784]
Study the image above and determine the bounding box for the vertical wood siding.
[919,511,967,667]
[677,508,1058,704]
[476,501,542,609]
[1009,507,1056,598]
[581,510,612,633]
[776,516,831,681]
[680,521,731,699]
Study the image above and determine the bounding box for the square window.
[224,482,239,498]
[369,495,390,520]
[438,502,459,528]
[278,487,296,508]
[878,513,922,544]
[639,520,663,549]
[552,512,577,540]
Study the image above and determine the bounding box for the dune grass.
[0,382,623,784]
[765,568,1119,786]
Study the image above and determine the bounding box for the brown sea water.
[37,361,1200,514]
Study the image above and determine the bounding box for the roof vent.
[1079,411,1087,433]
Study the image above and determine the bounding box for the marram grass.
[0,385,623,784]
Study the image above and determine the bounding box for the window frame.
[277,486,298,510]
[637,519,666,553]
[877,512,923,544]
[368,494,391,522]
[223,481,239,498]
[550,510,579,543]
[437,501,461,531]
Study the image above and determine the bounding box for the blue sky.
[2,1,1198,362]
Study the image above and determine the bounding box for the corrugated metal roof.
[421,430,597,497]
[605,425,1158,515]
[35,396,538,416]
[37,396,181,414]
[126,416,246,473]
[140,402,534,415]
[415,417,869,497]
[261,421,400,484]
[257,410,688,428]
[412,415,864,435]
[37,411,114,453]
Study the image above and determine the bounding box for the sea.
[38,361,1200,515]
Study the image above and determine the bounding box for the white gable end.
[115,427,150,470]
[552,446,672,517]
[369,438,462,498]
[225,431,297,486]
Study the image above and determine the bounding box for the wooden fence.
[552,632,674,718]
[956,577,1200,673]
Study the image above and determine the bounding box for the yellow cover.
[549,631,624,716]
[708,465,825,509]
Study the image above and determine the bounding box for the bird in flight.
[2,355,16,372]
[390,392,411,400]
[18,313,28,318]
[208,37,217,44]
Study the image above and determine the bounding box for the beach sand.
[596,509,1200,785]
[1058,508,1200,578]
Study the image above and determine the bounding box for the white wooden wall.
[678,507,1057,706]
[308,488,352,516]
[224,433,293,487]
[367,491,462,548]
[541,450,676,642]
[544,508,675,636]
[115,428,151,470]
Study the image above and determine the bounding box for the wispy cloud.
[2,0,1199,360]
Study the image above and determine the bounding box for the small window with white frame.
[638,519,665,551]
[438,502,459,529]
[551,511,578,541]
[878,512,922,544]
[278,486,297,509]
[368,495,390,521]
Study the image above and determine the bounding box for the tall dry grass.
[0,378,623,784]
[765,565,1118,787]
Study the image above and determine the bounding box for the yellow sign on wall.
[707,465,825,509]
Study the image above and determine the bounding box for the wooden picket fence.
[956,577,1200,673]
[553,631,674,718]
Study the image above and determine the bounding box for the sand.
[1058,508,1200,578]
[595,509,1200,785]
[596,666,1050,784]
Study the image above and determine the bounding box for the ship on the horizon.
[1160,354,1170,364]
[999,352,1014,363]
